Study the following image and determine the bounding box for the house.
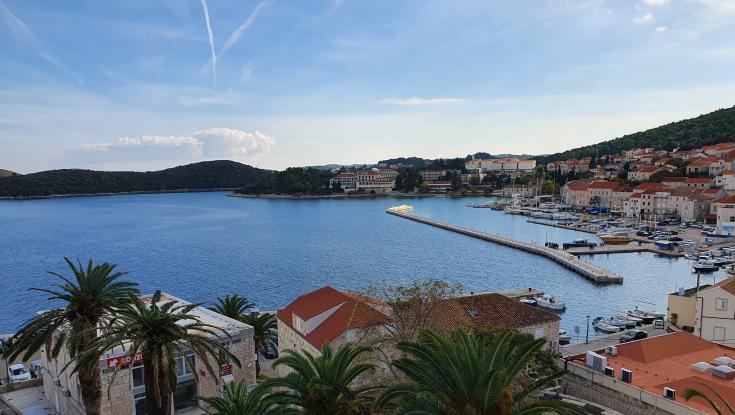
[623,185,707,222]
[587,181,631,211]
[562,181,591,209]
[329,172,357,190]
[42,293,257,415]
[501,185,536,198]
[702,142,735,158]
[433,293,561,349]
[422,180,452,192]
[713,195,735,235]
[563,332,735,415]
[275,286,391,375]
[628,166,662,181]
[660,177,687,189]
[654,157,671,167]
[353,168,397,193]
[694,277,735,344]
[687,157,727,176]
[713,171,735,191]
[685,177,712,189]
[667,284,711,332]
[464,158,536,175]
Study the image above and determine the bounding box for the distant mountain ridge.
[0,169,19,178]
[534,105,735,164]
[0,160,270,198]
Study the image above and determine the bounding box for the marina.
[386,208,623,284]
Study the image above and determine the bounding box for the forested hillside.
[535,105,735,164]
[0,160,270,198]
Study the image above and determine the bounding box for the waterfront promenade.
[387,209,623,284]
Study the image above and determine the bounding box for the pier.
[387,209,623,284]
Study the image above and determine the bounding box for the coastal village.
[4,144,735,415]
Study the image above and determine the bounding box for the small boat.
[713,256,735,266]
[562,239,596,250]
[536,295,566,311]
[387,205,413,212]
[628,307,664,324]
[558,330,572,345]
[607,317,637,329]
[598,231,632,245]
[684,253,700,260]
[693,260,719,273]
[593,317,621,333]
[519,297,537,307]
[614,314,642,326]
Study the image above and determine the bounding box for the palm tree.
[3,258,138,415]
[684,382,734,415]
[210,295,254,321]
[85,291,241,415]
[241,313,277,377]
[375,330,582,415]
[262,343,379,414]
[199,380,292,415]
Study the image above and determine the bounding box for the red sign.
[221,364,232,375]
[106,353,143,369]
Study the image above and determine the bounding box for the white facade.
[695,280,735,346]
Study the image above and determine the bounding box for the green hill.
[534,105,735,164]
[0,169,19,178]
[0,160,270,198]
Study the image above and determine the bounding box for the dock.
[387,210,623,284]
[526,219,596,234]
[566,244,684,257]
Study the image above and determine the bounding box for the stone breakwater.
[386,209,624,284]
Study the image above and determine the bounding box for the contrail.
[0,1,82,82]
[218,1,268,59]
[200,0,217,84]
[497,0,594,35]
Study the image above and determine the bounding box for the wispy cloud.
[0,1,81,83]
[643,0,668,5]
[656,25,667,32]
[329,0,344,14]
[217,1,269,59]
[497,0,594,35]
[199,0,217,84]
[634,13,654,24]
[380,97,464,106]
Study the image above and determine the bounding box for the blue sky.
[1,0,734,173]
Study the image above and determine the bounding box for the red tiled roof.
[276,286,390,349]
[566,182,590,191]
[433,293,559,333]
[686,178,712,184]
[713,195,735,204]
[661,177,686,182]
[637,166,660,173]
[634,183,667,192]
[722,170,735,176]
[588,181,618,189]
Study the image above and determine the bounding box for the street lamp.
[585,315,590,344]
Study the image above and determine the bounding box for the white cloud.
[380,97,465,106]
[634,13,654,24]
[68,128,274,164]
[643,0,667,6]
[656,25,667,32]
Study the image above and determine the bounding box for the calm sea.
[0,192,727,339]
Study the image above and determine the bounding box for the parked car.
[620,330,648,343]
[636,231,650,237]
[670,236,683,242]
[260,342,278,359]
[8,363,31,383]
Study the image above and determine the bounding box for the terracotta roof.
[713,195,735,204]
[588,181,618,189]
[570,332,735,414]
[566,182,590,191]
[637,166,660,173]
[721,170,735,176]
[433,293,559,333]
[661,177,686,182]
[686,178,712,184]
[634,183,668,192]
[276,286,390,349]
[702,188,721,195]
[703,276,735,296]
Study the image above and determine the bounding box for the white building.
[695,278,735,346]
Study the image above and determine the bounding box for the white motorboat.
[519,297,537,307]
[608,317,637,329]
[614,314,642,326]
[628,307,664,324]
[592,317,621,333]
[558,330,572,345]
[536,294,566,311]
[693,260,719,273]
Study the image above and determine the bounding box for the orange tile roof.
[571,332,735,414]
[566,182,590,191]
[276,286,390,349]
[704,276,735,296]
[713,195,735,204]
[722,170,735,176]
[686,178,712,184]
[588,181,618,189]
[661,177,686,182]
[634,183,668,192]
[637,166,661,173]
[433,293,559,333]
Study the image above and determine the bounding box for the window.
[176,354,195,377]
[714,326,726,341]
[716,298,729,311]
[132,366,144,388]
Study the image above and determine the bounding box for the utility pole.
[585,315,590,344]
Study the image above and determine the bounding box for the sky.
[1,0,734,173]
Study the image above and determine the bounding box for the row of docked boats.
[592,308,664,333]
[685,247,735,273]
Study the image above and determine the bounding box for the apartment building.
[464,158,536,175]
[628,166,662,181]
[546,158,591,174]
[41,293,256,415]
[713,195,735,235]
[563,332,735,415]
[329,172,357,190]
[695,277,735,346]
[419,169,460,181]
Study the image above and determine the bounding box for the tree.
[356,279,462,381]
[683,382,734,415]
[4,258,139,415]
[375,330,581,415]
[263,343,379,415]
[241,313,277,377]
[418,183,429,193]
[199,381,288,415]
[86,291,240,415]
[589,196,601,207]
[210,295,254,321]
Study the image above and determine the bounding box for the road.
[560,324,668,357]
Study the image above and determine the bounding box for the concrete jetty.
[387,209,623,284]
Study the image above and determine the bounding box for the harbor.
[386,207,623,284]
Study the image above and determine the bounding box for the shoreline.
[0,189,495,201]
[0,188,240,201]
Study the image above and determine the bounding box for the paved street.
[560,324,668,357]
